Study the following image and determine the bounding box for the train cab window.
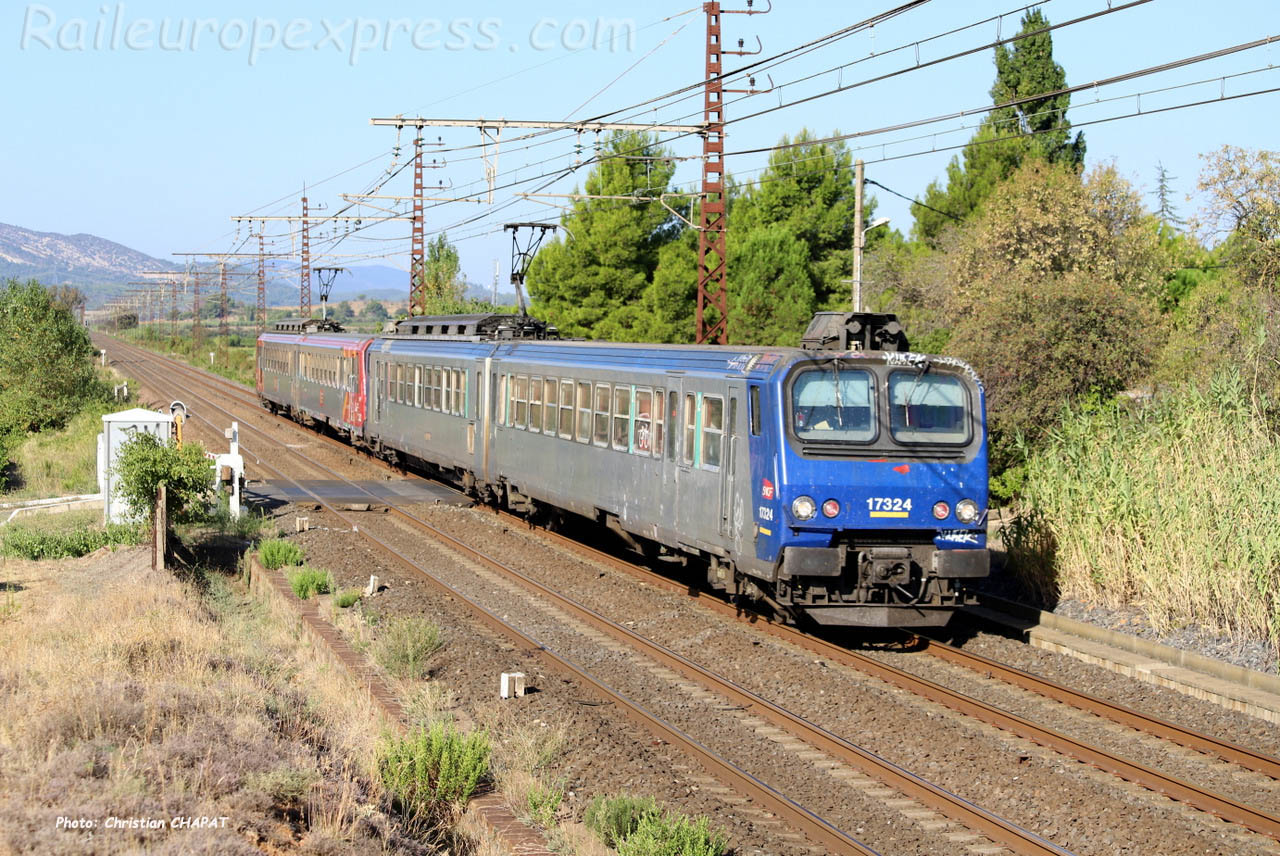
[543,379,558,434]
[559,380,575,439]
[576,382,592,443]
[612,386,631,451]
[593,384,611,447]
[512,375,528,428]
[702,395,724,470]
[682,394,696,466]
[750,386,761,436]
[455,369,465,416]
[791,366,875,443]
[633,389,653,455]
[888,371,970,444]
[528,376,543,433]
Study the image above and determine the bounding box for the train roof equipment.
[387,313,559,342]
[801,311,909,353]
[273,318,347,334]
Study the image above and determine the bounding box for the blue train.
[257,312,989,627]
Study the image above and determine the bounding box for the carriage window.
[612,386,631,451]
[443,368,454,415]
[455,369,465,416]
[396,364,404,403]
[544,379,558,434]
[432,368,442,411]
[790,366,875,443]
[668,391,678,460]
[414,366,423,407]
[593,383,611,447]
[682,394,696,466]
[576,382,592,443]
[653,387,665,459]
[559,379,574,439]
[633,389,653,455]
[888,371,970,444]
[528,376,543,433]
[702,395,724,470]
[513,375,528,428]
[497,374,508,425]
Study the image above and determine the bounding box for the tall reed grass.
[1010,370,1280,649]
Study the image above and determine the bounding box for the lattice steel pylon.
[409,135,427,316]
[257,231,266,334]
[192,273,203,350]
[696,2,728,344]
[300,195,312,319]
[696,0,768,345]
[218,263,229,349]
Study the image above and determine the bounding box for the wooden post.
[152,483,167,571]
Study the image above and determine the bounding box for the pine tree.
[1153,162,1184,228]
[526,131,679,339]
[913,9,1084,243]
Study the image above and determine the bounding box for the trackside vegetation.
[1010,371,1280,646]
[376,722,491,831]
[585,794,728,856]
[258,538,304,570]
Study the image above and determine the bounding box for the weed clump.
[585,795,727,856]
[373,616,444,679]
[0,520,144,560]
[334,589,361,609]
[287,566,334,599]
[259,538,304,570]
[377,722,490,827]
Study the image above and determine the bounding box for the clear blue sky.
[2,0,1276,298]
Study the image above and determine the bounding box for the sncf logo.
[761,479,775,501]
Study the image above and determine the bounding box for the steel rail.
[113,345,882,856]
[107,336,1280,841]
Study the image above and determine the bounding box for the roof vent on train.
[389,313,559,341]
[273,318,346,334]
[801,312,909,352]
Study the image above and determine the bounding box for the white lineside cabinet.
[99,408,174,524]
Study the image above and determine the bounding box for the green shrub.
[377,722,490,825]
[525,780,564,829]
[585,794,661,848]
[373,616,444,679]
[112,433,215,524]
[0,520,145,560]
[287,566,333,599]
[259,539,304,570]
[334,589,362,609]
[617,811,728,856]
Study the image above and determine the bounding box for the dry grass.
[1012,374,1280,650]
[0,547,434,854]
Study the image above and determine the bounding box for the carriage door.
[373,359,384,424]
[719,385,742,539]
[657,372,686,541]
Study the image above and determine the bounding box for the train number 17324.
[866,497,912,516]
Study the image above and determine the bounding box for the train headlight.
[791,496,817,521]
[955,499,981,524]
[821,499,840,518]
[932,501,950,520]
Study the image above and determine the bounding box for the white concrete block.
[364,575,379,597]
[500,672,526,699]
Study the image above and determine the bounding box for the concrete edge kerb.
[973,593,1280,696]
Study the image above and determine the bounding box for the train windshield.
[791,367,875,442]
[888,371,969,444]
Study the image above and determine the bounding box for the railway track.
[104,336,1280,851]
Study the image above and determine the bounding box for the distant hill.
[0,223,170,293]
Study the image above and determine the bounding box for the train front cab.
[752,353,990,628]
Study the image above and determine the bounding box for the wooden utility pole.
[852,158,865,312]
